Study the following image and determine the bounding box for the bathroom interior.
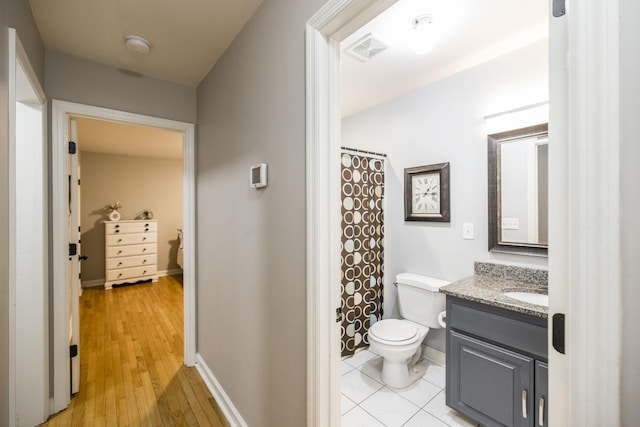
[338,0,550,426]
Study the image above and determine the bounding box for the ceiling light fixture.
[124,35,151,54]
[410,14,438,55]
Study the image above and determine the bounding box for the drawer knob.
[143,270,147,274]
[145,223,149,227]
[145,228,149,232]
[143,237,147,241]
[118,239,122,243]
[142,248,147,252]
[142,259,147,263]
[118,273,122,278]
[118,250,122,255]
[115,225,119,228]
[115,229,120,233]
[118,262,122,266]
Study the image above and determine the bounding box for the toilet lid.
[369,319,419,343]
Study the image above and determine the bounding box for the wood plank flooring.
[41,275,229,427]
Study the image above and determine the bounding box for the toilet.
[368,273,449,389]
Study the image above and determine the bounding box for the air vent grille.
[345,33,389,62]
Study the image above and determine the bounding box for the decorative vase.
[109,210,121,221]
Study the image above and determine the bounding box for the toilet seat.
[369,319,420,345]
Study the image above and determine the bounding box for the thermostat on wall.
[250,163,268,188]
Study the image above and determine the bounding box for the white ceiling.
[341,0,548,117]
[28,0,263,87]
[75,117,183,160]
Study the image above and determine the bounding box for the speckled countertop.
[440,262,548,318]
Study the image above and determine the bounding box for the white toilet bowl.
[368,319,429,389]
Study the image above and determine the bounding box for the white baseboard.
[195,353,248,427]
[423,345,446,367]
[82,269,182,289]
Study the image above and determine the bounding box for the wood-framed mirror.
[488,123,548,257]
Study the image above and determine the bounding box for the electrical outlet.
[463,223,474,240]
[502,218,520,230]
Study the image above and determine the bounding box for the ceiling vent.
[345,33,389,63]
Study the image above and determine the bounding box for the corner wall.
[342,40,548,352]
[195,0,326,425]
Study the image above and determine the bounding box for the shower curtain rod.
[341,146,387,158]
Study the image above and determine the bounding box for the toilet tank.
[396,273,449,328]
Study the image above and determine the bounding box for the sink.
[503,292,549,307]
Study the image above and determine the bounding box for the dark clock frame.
[404,162,450,222]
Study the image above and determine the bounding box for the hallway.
[42,276,229,426]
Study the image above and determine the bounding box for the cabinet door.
[535,361,548,427]
[448,331,534,427]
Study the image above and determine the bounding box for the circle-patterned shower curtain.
[340,152,385,358]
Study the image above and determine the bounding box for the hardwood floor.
[41,275,229,427]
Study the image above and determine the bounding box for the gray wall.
[342,40,548,352]
[79,152,183,282]
[620,0,640,423]
[45,51,196,123]
[0,2,44,425]
[195,0,325,425]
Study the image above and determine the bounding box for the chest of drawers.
[104,220,158,290]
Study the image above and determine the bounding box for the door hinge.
[78,179,81,185]
[70,344,78,358]
[68,141,77,154]
[553,0,566,17]
[69,243,77,256]
[552,313,565,354]
[335,307,343,323]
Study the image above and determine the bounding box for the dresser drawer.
[106,221,157,235]
[106,254,156,270]
[106,265,157,282]
[106,233,157,246]
[106,243,156,258]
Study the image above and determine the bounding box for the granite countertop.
[440,262,548,318]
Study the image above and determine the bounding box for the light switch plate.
[463,223,474,240]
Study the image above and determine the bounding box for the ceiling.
[341,0,548,117]
[28,0,263,87]
[75,117,183,160]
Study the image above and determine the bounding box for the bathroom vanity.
[440,263,548,427]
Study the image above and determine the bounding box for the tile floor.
[341,349,480,427]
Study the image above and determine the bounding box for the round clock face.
[412,173,440,214]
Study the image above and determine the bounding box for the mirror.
[488,123,548,257]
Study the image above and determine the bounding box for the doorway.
[50,100,196,414]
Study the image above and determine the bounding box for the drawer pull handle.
[538,397,545,426]
[522,390,528,419]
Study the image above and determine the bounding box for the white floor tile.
[402,410,450,427]
[423,361,446,389]
[360,388,421,427]
[394,378,442,408]
[424,390,479,427]
[342,406,386,427]
[345,349,378,368]
[342,368,384,404]
[342,393,357,415]
[359,356,383,383]
[342,360,356,375]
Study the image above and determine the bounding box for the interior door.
[68,118,81,394]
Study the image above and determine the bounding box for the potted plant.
[105,201,123,221]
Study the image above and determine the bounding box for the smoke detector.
[125,35,151,54]
[345,33,389,63]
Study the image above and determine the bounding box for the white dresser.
[104,220,158,290]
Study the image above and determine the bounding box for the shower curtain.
[340,152,385,358]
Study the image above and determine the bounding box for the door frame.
[306,0,624,426]
[8,28,48,426]
[50,100,197,413]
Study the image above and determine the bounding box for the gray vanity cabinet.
[446,297,548,427]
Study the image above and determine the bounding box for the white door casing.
[51,100,197,413]
[68,119,81,394]
[8,28,48,426]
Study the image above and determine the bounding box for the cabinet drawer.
[106,254,156,270]
[106,222,157,235]
[106,243,156,258]
[447,297,547,359]
[106,265,156,282]
[106,233,157,246]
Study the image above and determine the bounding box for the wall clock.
[404,162,450,222]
